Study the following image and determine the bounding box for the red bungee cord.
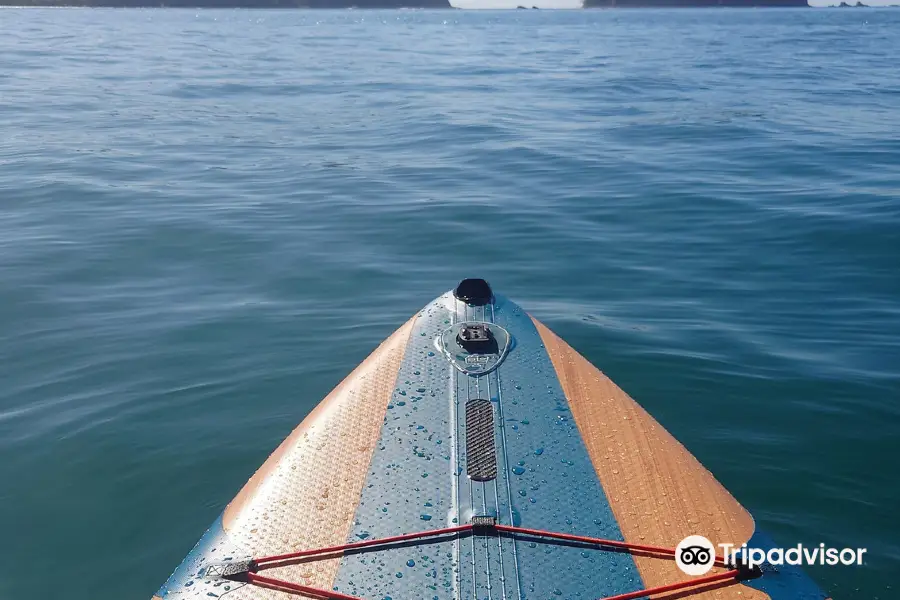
[214,517,756,600]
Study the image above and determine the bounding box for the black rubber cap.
[454,279,493,306]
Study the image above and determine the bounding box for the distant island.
[584,0,807,6]
[2,0,451,5]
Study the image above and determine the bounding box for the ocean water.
[1,7,898,599]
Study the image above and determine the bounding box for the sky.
[451,0,578,6]
[450,1,897,7]
[451,0,579,6]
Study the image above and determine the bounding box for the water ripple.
[0,8,898,600]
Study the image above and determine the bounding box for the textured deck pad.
[154,290,827,600]
[153,319,415,599]
[332,294,640,600]
[534,319,827,600]
[534,320,764,600]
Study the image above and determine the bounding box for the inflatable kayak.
[153,279,828,600]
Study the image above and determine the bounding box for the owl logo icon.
[676,535,716,576]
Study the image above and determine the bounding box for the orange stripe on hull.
[218,318,416,599]
[533,317,770,600]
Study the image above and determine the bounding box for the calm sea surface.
[0,7,898,599]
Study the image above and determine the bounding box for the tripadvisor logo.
[675,535,717,576]
[675,535,868,576]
